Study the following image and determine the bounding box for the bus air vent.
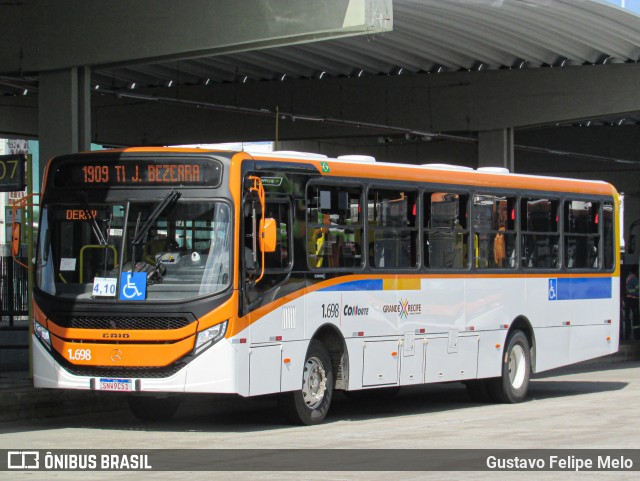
[419,163,474,171]
[53,315,192,330]
[336,155,377,163]
[476,166,510,174]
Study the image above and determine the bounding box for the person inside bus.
[493,201,507,267]
[312,213,333,267]
[144,227,178,264]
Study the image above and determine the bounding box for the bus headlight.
[195,320,228,355]
[33,320,52,350]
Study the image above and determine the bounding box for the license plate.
[97,378,133,391]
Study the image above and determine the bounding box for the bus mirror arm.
[11,193,38,270]
[11,222,21,257]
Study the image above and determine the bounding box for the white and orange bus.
[27,148,619,424]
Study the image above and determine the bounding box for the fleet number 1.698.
[321,303,340,318]
[67,348,92,361]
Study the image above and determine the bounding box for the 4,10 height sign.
[0,154,26,192]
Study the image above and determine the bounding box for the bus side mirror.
[260,218,277,252]
[11,222,21,257]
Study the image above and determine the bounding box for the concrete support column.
[38,66,91,181]
[478,128,514,172]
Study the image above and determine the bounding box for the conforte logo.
[383,298,422,318]
[343,305,369,316]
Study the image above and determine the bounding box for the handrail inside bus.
[248,175,266,284]
[79,245,118,283]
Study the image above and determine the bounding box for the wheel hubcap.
[302,356,327,409]
[508,344,526,389]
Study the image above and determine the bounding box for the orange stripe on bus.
[228,272,618,337]
[51,335,195,367]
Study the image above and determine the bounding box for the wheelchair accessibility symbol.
[548,278,557,301]
[119,272,147,301]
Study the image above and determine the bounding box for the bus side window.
[368,188,418,269]
[241,191,292,306]
[425,192,469,269]
[243,201,259,275]
[473,194,516,269]
[603,201,615,270]
[565,200,600,270]
[263,201,291,270]
[521,198,559,269]
[306,185,363,270]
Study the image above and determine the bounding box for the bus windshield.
[36,199,231,301]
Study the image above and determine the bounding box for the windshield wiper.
[75,192,107,246]
[132,190,182,246]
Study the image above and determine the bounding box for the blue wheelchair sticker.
[548,278,557,301]
[119,272,147,301]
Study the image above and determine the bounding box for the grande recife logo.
[383,298,422,318]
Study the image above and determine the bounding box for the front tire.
[487,330,531,403]
[279,340,334,425]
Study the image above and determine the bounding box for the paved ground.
[0,360,639,480]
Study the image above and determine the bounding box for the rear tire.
[127,395,181,421]
[279,340,334,425]
[487,330,531,403]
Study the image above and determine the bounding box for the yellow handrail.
[79,245,118,282]
[247,175,266,284]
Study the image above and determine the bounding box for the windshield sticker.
[93,277,117,297]
[59,258,77,271]
[261,177,283,187]
[119,272,147,301]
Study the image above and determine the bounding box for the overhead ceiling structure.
[98,0,639,91]
[1,0,640,186]
[3,0,639,95]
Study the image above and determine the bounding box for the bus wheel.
[279,340,334,425]
[127,395,181,421]
[488,330,531,403]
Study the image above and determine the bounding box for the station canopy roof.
[89,0,640,89]
[2,0,640,106]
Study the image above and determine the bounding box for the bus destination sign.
[53,158,222,188]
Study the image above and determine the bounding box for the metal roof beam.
[0,0,393,74]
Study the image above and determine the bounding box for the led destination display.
[52,158,222,188]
